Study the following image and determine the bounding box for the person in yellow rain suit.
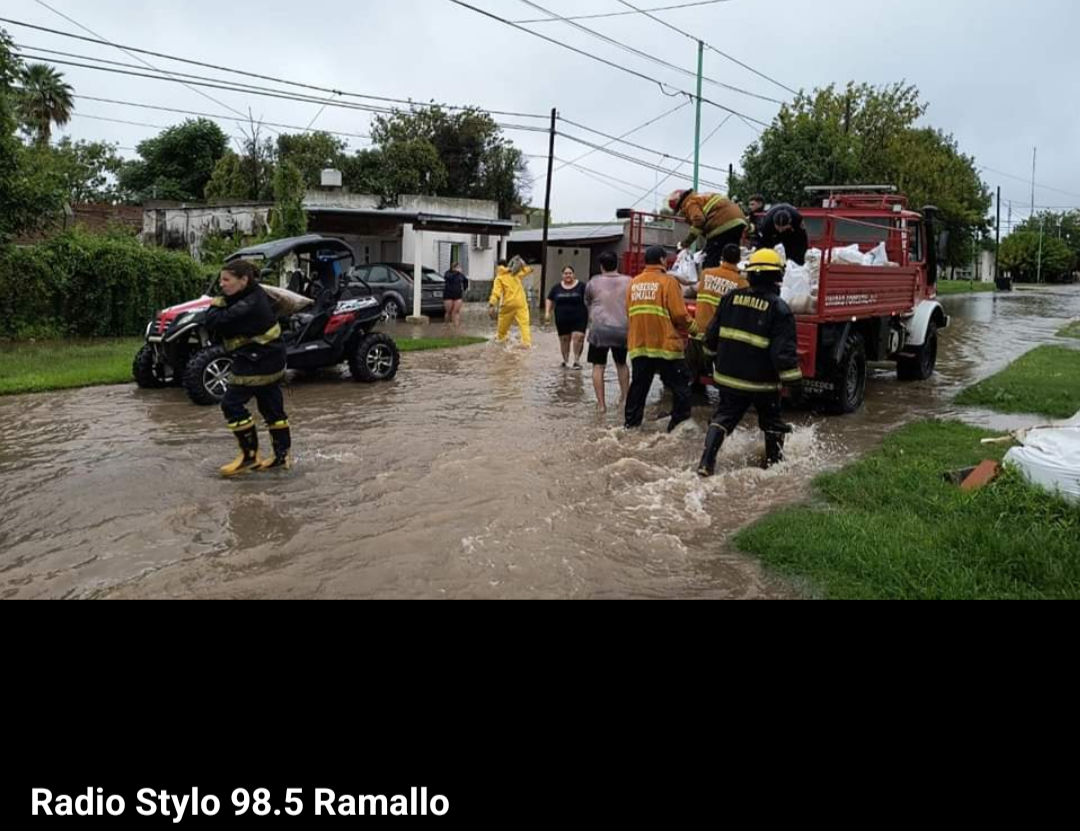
[489,256,535,347]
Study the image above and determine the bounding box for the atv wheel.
[349,334,400,383]
[133,345,171,389]
[183,346,233,406]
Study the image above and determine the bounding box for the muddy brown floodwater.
[2,286,1078,599]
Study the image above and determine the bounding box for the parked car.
[348,263,446,321]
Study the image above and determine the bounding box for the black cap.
[645,246,668,265]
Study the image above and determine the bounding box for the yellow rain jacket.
[489,264,534,310]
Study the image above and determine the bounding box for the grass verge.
[0,339,143,396]
[735,421,1080,599]
[955,346,1080,419]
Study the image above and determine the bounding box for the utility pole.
[539,108,557,308]
[995,186,1003,287]
[693,40,704,191]
[1037,214,1046,284]
[729,163,735,196]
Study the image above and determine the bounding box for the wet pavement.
[2,285,1078,599]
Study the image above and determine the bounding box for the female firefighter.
[205,260,291,477]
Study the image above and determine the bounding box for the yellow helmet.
[746,248,786,276]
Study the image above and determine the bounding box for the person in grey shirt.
[584,251,633,414]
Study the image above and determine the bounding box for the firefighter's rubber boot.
[259,423,292,471]
[764,432,787,469]
[697,425,727,478]
[220,425,262,478]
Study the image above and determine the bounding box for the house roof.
[305,206,513,235]
[510,224,626,244]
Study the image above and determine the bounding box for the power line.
[531,101,690,190]
[513,0,733,24]
[27,0,277,135]
[578,113,735,244]
[14,52,551,137]
[614,0,799,97]
[444,0,770,126]
[514,0,784,105]
[0,15,548,121]
[979,165,1080,201]
[556,130,729,190]
[558,115,730,173]
[626,114,735,209]
[67,100,373,142]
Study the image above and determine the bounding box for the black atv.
[134,235,401,406]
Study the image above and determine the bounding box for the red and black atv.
[134,235,401,406]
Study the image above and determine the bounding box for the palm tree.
[19,63,74,146]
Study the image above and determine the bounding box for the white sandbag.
[782,261,814,314]
[805,248,823,290]
[1004,413,1080,503]
[670,249,700,287]
[263,284,315,317]
[868,242,889,266]
[832,244,869,265]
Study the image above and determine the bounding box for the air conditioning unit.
[473,234,492,251]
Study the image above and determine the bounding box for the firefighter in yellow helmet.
[697,249,804,476]
[668,189,748,268]
[489,256,535,347]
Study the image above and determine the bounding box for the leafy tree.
[1016,210,1080,272]
[999,231,1073,282]
[270,160,307,239]
[371,106,529,217]
[47,137,125,203]
[736,82,991,268]
[119,118,229,202]
[0,30,64,241]
[276,132,348,189]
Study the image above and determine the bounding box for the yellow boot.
[220,424,262,478]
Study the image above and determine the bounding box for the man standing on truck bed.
[626,246,699,433]
[754,203,810,266]
[668,189,749,269]
[697,249,804,477]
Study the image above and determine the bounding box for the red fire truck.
[619,187,949,414]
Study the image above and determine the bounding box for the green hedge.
[0,231,208,339]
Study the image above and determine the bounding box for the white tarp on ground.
[1005,413,1080,503]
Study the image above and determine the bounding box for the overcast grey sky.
[5,0,1079,227]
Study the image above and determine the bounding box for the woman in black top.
[545,266,588,369]
[442,262,469,327]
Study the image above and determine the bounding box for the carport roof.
[305,206,514,236]
[510,224,626,245]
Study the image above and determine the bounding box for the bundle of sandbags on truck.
[780,243,899,314]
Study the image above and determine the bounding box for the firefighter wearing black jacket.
[697,249,804,477]
[754,203,809,266]
[206,259,291,477]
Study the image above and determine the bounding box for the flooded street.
[2,285,1079,599]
